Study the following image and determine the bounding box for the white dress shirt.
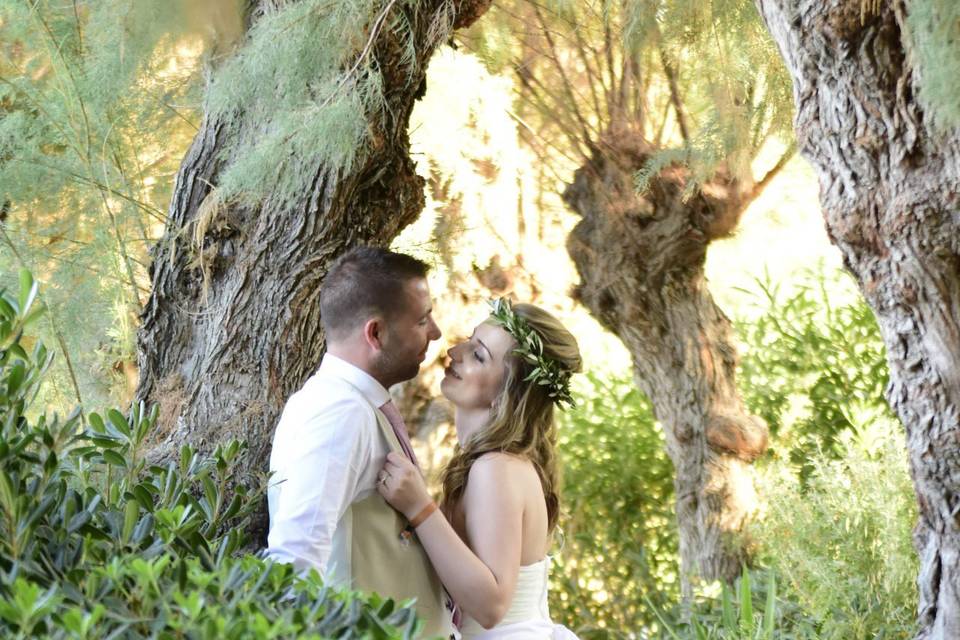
[267,354,391,580]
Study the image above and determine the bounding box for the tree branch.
[748,144,796,203]
[659,46,690,144]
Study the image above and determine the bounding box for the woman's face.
[440,320,515,411]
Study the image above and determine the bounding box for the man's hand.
[377,451,432,520]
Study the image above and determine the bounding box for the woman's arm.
[379,452,522,629]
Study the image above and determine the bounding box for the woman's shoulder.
[463,453,537,512]
[469,452,536,482]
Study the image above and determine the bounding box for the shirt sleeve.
[266,396,374,574]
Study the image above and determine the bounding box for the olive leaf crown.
[488,297,575,408]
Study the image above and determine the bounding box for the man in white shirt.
[267,246,452,635]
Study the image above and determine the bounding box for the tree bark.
[564,126,769,588]
[754,1,960,637]
[134,0,492,545]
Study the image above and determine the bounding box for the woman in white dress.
[378,299,581,639]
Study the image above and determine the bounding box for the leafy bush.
[655,569,816,640]
[553,372,678,638]
[0,271,420,638]
[550,269,916,639]
[753,421,918,640]
[735,270,894,472]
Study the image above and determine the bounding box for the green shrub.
[553,371,678,638]
[735,270,893,472]
[655,568,818,640]
[0,271,420,638]
[753,421,918,640]
[550,268,916,639]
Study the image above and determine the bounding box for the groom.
[267,246,454,636]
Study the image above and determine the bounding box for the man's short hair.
[320,246,430,340]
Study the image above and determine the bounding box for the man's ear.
[362,318,384,351]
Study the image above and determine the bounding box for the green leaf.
[132,485,154,511]
[88,436,124,449]
[107,409,131,437]
[202,475,218,521]
[88,413,106,434]
[721,584,735,630]
[18,269,36,314]
[102,450,128,468]
[0,295,15,320]
[739,570,754,635]
[0,470,17,519]
[8,343,27,361]
[20,303,45,328]
[763,572,776,638]
[131,513,154,545]
[122,499,140,544]
[67,510,92,534]
[7,361,25,395]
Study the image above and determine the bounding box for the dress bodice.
[459,558,553,639]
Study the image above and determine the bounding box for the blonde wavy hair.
[439,303,582,532]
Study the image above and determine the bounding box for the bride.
[377,298,581,639]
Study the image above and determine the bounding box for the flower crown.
[488,298,575,408]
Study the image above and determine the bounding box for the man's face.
[376,277,441,387]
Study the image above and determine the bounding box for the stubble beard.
[374,346,420,388]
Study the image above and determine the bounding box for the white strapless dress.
[459,558,579,639]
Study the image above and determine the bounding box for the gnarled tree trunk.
[564,128,769,589]
[134,0,492,545]
[755,1,960,637]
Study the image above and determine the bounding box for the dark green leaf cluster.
[0,271,420,639]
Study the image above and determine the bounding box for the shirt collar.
[317,353,391,408]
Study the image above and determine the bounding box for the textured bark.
[754,1,960,637]
[564,127,769,587]
[135,0,492,545]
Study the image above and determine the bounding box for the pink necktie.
[379,399,419,469]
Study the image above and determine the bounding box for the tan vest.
[346,398,452,638]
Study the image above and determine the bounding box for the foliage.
[489,297,574,406]
[553,371,678,638]
[753,420,918,640]
[0,0,206,409]
[464,0,795,193]
[205,0,456,210]
[0,271,421,638]
[550,268,915,639]
[655,426,917,640]
[907,0,960,131]
[655,569,815,640]
[734,270,893,474]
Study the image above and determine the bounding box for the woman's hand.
[377,451,432,520]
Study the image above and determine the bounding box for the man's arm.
[267,399,372,573]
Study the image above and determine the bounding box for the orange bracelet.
[409,501,438,528]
